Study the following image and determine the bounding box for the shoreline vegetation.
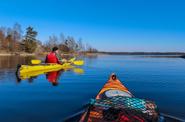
[0,51,185,58]
[0,23,185,59]
[98,51,185,55]
[98,52,185,58]
[0,23,98,55]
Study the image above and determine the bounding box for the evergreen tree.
[23,26,38,53]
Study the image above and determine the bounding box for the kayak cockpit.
[80,96,159,122]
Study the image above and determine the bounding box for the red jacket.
[45,52,60,63]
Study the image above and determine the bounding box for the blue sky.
[0,0,185,52]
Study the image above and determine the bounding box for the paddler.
[45,47,64,64]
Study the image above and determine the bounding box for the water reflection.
[0,56,35,69]
[46,70,63,86]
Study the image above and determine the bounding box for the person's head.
[52,47,59,53]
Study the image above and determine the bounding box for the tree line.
[0,23,98,54]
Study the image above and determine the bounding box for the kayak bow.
[80,73,159,122]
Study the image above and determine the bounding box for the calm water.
[0,55,185,122]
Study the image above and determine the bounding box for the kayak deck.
[80,74,159,122]
[19,63,73,74]
[16,63,74,80]
[95,74,132,99]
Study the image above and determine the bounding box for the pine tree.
[23,26,38,53]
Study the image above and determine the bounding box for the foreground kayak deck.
[64,74,184,122]
[79,74,159,122]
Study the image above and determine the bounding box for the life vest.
[46,52,58,63]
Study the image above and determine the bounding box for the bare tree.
[44,35,59,51]
[12,23,22,42]
[85,43,98,53]
[59,33,65,44]
[12,23,22,51]
[0,28,5,49]
[77,38,84,51]
[64,36,79,52]
[5,35,13,51]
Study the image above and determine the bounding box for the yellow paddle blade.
[73,60,84,66]
[73,68,84,74]
[31,60,41,64]
[69,57,76,62]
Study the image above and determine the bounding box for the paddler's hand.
[61,59,67,63]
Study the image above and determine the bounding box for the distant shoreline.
[73,52,185,58]
[0,52,185,55]
[89,52,185,58]
[97,51,185,55]
[0,52,185,58]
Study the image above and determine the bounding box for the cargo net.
[84,96,159,122]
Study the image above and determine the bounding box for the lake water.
[0,55,185,122]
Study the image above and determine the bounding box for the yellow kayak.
[16,58,84,80]
[17,57,84,74]
[17,63,74,80]
[19,63,73,74]
[16,63,74,79]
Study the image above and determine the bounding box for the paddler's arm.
[55,53,63,64]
